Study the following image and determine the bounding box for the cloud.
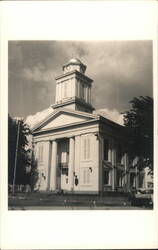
[25,106,53,129]
[95,108,124,126]
[82,41,153,111]
[22,66,54,82]
[8,40,152,119]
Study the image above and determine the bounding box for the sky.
[8,40,153,125]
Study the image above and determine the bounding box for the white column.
[73,78,76,97]
[108,139,112,186]
[108,139,112,162]
[61,81,64,100]
[85,86,88,102]
[87,87,89,103]
[76,79,78,98]
[99,135,104,193]
[68,137,75,191]
[135,166,138,189]
[50,140,57,191]
[142,173,145,188]
[55,84,58,103]
[58,82,62,102]
[124,153,129,191]
[112,139,116,190]
[47,141,52,190]
[89,87,91,103]
[79,81,81,99]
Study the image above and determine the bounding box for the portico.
[51,136,75,192]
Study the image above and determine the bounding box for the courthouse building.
[30,58,148,193]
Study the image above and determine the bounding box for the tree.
[8,115,30,186]
[123,96,153,174]
[29,150,39,191]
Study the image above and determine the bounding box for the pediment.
[32,109,97,132]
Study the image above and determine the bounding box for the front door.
[58,139,69,191]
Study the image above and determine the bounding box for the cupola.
[52,58,94,113]
[63,58,86,74]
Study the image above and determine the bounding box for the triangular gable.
[32,108,97,132]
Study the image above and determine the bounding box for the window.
[59,151,69,176]
[38,145,43,162]
[104,170,109,185]
[83,136,91,160]
[83,85,87,101]
[61,166,68,176]
[104,139,109,161]
[117,170,123,187]
[117,144,123,164]
[80,83,84,99]
[130,173,135,187]
[138,173,144,188]
[86,87,89,103]
[61,151,69,163]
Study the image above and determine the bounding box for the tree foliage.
[8,115,29,185]
[123,96,153,173]
[8,114,38,189]
[29,151,39,191]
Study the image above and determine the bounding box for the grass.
[8,191,132,208]
[8,191,153,209]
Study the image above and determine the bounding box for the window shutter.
[83,137,87,160]
[82,135,91,160]
[87,137,90,159]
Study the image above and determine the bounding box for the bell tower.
[52,58,94,113]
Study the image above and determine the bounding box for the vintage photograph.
[8,40,153,210]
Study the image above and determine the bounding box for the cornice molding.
[52,97,94,111]
[55,70,93,83]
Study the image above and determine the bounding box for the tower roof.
[68,58,82,64]
[63,58,87,73]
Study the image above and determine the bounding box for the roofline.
[33,117,100,135]
[100,115,125,129]
[31,108,98,132]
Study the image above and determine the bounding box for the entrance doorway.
[57,139,69,191]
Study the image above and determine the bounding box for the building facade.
[31,58,149,193]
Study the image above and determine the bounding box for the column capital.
[70,136,75,139]
[51,139,57,142]
[66,136,75,139]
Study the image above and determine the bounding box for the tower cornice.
[52,97,94,111]
[55,70,93,84]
